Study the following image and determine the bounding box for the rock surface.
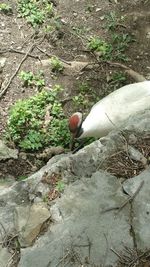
[0,246,12,267]
[0,140,18,161]
[123,169,150,250]
[15,203,51,247]
[18,171,133,267]
[0,110,150,266]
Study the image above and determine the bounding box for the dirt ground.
[0,0,150,177]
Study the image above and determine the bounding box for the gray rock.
[0,140,18,161]
[0,206,16,242]
[128,145,147,165]
[123,168,150,250]
[124,109,150,132]
[0,57,6,72]
[18,171,133,267]
[15,203,51,247]
[0,246,12,267]
[1,110,150,266]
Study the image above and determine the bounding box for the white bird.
[69,81,150,139]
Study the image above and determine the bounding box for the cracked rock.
[123,168,150,250]
[18,171,133,267]
[15,203,51,247]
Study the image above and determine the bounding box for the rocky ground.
[0,0,150,266]
[1,111,150,267]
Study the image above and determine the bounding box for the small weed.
[0,3,12,14]
[44,2,53,17]
[111,72,126,83]
[105,11,124,31]
[106,71,127,94]
[105,11,117,30]
[88,33,134,62]
[43,194,49,203]
[17,175,28,181]
[55,181,65,192]
[19,70,45,89]
[18,0,45,27]
[44,24,54,34]
[19,71,34,87]
[18,0,54,27]
[78,82,90,93]
[112,33,135,61]
[6,86,70,151]
[72,26,90,35]
[50,56,64,73]
[73,82,98,111]
[88,37,113,59]
[51,16,63,31]
[73,94,89,109]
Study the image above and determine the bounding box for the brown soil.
[0,0,150,185]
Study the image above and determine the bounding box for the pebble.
[73,12,78,17]
[128,134,138,145]
[100,16,105,21]
[96,8,102,12]
[0,58,6,69]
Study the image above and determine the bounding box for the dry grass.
[101,133,150,180]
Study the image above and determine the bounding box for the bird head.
[68,112,83,138]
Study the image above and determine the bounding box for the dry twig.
[0,35,45,99]
[105,61,147,82]
[0,43,35,98]
[102,180,144,214]
[36,46,71,65]
[0,48,40,59]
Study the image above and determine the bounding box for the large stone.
[0,140,18,161]
[18,171,133,267]
[0,206,16,242]
[0,110,150,266]
[15,203,51,247]
[0,246,12,267]
[123,168,150,250]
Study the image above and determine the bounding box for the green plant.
[44,2,53,17]
[88,32,134,62]
[111,72,126,83]
[18,0,45,27]
[50,56,64,73]
[18,0,54,27]
[88,37,113,60]
[17,175,28,181]
[56,181,65,192]
[6,86,70,151]
[72,82,98,111]
[19,70,45,89]
[112,33,135,61]
[105,11,117,30]
[43,194,49,203]
[44,24,54,33]
[0,3,12,14]
[105,11,125,31]
[19,71,34,86]
[73,94,89,109]
[78,82,90,93]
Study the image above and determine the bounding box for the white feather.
[80,81,150,138]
